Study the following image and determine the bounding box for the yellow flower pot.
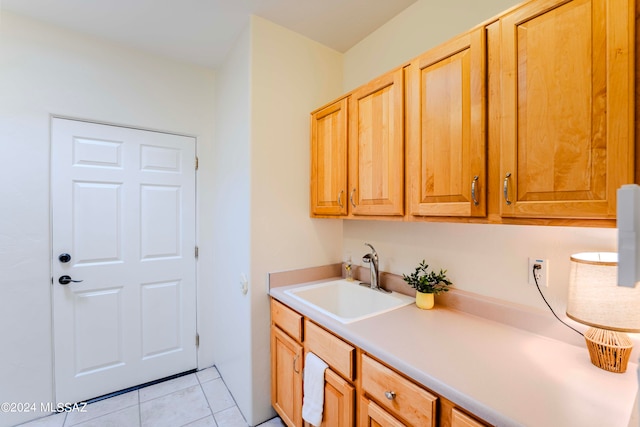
[415,291,435,310]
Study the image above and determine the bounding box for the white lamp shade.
[567,252,640,332]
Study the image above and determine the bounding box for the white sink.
[284,279,414,324]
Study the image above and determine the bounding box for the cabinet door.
[499,0,634,219]
[358,395,405,427]
[407,28,486,217]
[348,68,405,216]
[310,98,348,216]
[307,369,354,427]
[272,326,303,427]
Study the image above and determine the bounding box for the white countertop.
[270,280,639,427]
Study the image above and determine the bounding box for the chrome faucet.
[362,243,387,292]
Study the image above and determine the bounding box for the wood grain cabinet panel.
[361,354,437,427]
[499,0,634,219]
[305,369,355,427]
[310,98,348,216]
[451,408,488,427]
[358,395,406,427]
[305,319,355,380]
[348,68,405,216]
[271,299,303,342]
[440,397,490,427]
[271,326,303,427]
[407,27,487,217]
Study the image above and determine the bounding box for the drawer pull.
[350,188,357,208]
[503,172,512,205]
[384,391,396,400]
[471,175,479,206]
[293,354,300,374]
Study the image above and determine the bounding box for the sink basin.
[284,279,414,324]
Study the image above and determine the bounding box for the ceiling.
[0,0,417,69]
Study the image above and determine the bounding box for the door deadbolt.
[58,275,83,285]
[58,253,71,263]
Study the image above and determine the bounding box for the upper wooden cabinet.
[310,67,405,218]
[309,0,635,225]
[348,68,405,216]
[498,0,634,219]
[407,27,487,217]
[310,97,348,216]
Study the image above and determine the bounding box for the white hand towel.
[302,352,328,427]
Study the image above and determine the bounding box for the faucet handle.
[362,253,372,263]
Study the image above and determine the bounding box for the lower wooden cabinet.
[270,298,490,427]
[451,408,487,427]
[359,395,405,427]
[304,319,356,426]
[306,369,355,427]
[361,354,437,427]
[304,319,355,380]
[271,326,303,427]
[439,397,488,427]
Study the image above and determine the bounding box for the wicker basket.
[584,327,633,373]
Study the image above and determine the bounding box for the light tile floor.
[16,367,285,427]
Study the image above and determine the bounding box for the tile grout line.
[196,372,219,424]
[137,389,142,427]
[196,368,249,425]
[212,374,249,426]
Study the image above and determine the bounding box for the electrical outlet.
[528,258,548,287]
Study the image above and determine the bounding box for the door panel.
[73,181,122,263]
[141,280,182,358]
[408,28,486,217]
[271,326,303,427]
[74,287,124,375]
[140,185,182,259]
[349,68,404,216]
[499,0,634,218]
[51,118,197,403]
[310,98,348,216]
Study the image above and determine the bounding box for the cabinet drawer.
[271,299,303,342]
[451,407,488,427]
[361,354,437,427]
[304,319,355,380]
[359,395,405,427]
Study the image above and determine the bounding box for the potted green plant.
[402,260,452,309]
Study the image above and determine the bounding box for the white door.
[51,118,197,403]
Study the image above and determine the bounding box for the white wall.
[210,20,254,424]
[249,15,344,424]
[0,12,216,426]
[343,0,520,91]
[342,0,617,316]
[344,222,616,310]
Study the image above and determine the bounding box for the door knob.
[58,253,71,263]
[58,275,83,285]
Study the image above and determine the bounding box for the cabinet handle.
[349,188,357,208]
[293,354,300,374]
[384,391,396,400]
[471,175,479,206]
[337,190,344,209]
[503,173,512,206]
